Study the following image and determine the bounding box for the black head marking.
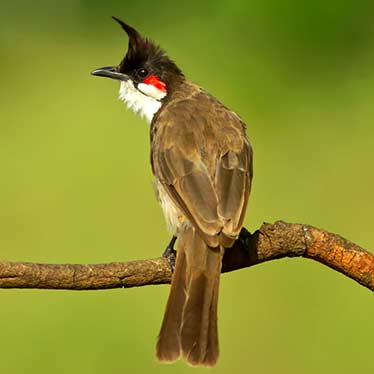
[112,16,184,86]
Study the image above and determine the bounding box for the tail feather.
[156,226,223,367]
[201,268,221,366]
[156,237,188,362]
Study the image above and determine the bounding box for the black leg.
[162,235,177,271]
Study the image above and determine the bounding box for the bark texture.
[0,221,373,291]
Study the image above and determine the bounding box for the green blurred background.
[0,1,373,373]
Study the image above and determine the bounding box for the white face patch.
[137,83,167,101]
[119,80,163,123]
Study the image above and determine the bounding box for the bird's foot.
[162,236,177,272]
[238,227,251,250]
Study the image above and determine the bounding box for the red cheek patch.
[143,75,167,92]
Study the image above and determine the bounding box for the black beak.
[91,66,129,81]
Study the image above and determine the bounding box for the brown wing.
[216,142,253,239]
[152,85,253,248]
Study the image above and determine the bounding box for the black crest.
[112,17,183,80]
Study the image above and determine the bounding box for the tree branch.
[0,221,373,291]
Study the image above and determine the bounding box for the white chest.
[119,80,164,123]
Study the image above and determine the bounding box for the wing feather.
[216,143,253,236]
[157,146,223,247]
[152,85,253,247]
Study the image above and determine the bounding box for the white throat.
[119,80,166,123]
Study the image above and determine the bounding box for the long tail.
[156,226,223,367]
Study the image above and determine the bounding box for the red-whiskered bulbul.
[92,17,253,367]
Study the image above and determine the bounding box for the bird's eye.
[137,68,149,78]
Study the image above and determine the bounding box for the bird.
[91,16,253,367]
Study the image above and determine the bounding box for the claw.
[162,236,177,272]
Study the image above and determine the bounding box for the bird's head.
[92,17,184,121]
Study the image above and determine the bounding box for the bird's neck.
[119,80,164,123]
